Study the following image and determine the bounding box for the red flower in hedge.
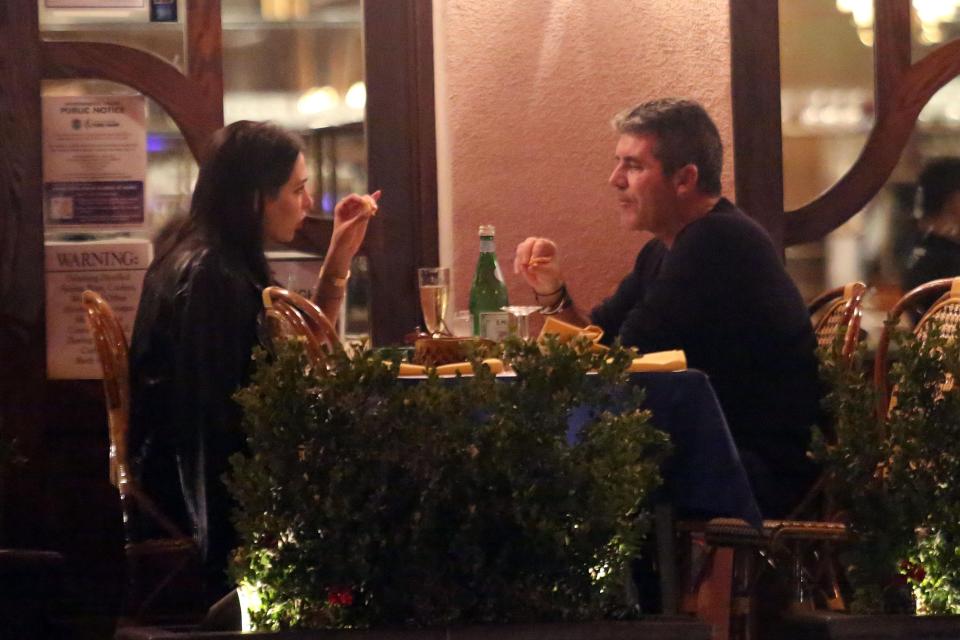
[327,586,354,607]
[899,560,926,583]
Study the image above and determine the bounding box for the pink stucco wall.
[433,0,735,325]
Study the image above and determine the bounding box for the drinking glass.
[418,267,450,336]
[501,305,542,340]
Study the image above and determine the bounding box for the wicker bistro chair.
[673,283,866,640]
[260,286,341,364]
[810,282,868,368]
[874,277,960,418]
[81,290,203,625]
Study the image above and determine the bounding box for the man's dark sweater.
[590,198,821,517]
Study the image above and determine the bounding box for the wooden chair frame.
[675,282,867,640]
[81,290,202,624]
[261,286,342,364]
[809,282,867,371]
[874,277,960,418]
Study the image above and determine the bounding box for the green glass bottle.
[469,225,510,338]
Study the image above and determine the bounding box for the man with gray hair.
[514,98,820,518]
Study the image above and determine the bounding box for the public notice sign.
[45,238,152,380]
[42,95,147,228]
[45,1,144,8]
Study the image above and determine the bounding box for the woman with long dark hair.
[129,120,379,601]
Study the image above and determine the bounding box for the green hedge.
[228,337,670,630]
[819,324,960,613]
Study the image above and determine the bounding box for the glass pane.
[911,1,960,62]
[41,78,197,240]
[780,0,875,208]
[39,0,186,71]
[220,0,368,330]
[786,81,960,346]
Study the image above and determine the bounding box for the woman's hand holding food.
[325,190,381,273]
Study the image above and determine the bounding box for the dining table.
[568,368,762,528]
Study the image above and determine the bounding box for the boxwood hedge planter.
[114,618,710,640]
[778,611,960,639]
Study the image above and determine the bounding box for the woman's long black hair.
[155,120,304,285]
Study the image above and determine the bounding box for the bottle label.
[479,311,511,341]
[479,239,495,253]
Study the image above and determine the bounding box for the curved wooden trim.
[40,41,222,161]
[785,38,960,245]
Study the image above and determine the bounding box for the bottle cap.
[478,224,495,237]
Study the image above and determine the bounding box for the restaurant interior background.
[781,0,960,346]
[2,0,960,635]
[40,0,374,335]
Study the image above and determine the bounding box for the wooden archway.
[40,2,225,161]
[730,0,960,249]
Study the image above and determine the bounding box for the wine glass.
[501,305,542,340]
[418,267,450,337]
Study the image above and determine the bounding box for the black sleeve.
[615,215,783,353]
[590,239,667,345]
[172,258,258,448]
[170,256,259,560]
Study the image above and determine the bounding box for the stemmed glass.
[418,267,450,337]
[501,305,542,340]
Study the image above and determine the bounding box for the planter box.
[779,611,960,639]
[116,618,710,640]
[0,549,65,640]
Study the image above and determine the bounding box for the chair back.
[82,290,188,540]
[262,286,341,363]
[81,290,131,488]
[808,281,867,367]
[82,291,204,622]
[874,277,960,417]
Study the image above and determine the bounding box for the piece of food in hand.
[528,256,551,267]
[361,195,378,216]
[360,190,382,216]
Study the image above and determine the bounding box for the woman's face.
[262,153,313,244]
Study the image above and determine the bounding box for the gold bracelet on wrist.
[319,269,351,288]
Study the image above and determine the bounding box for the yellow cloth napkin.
[538,317,608,352]
[626,350,687,372]
[397,362,427,376]
[436,358,505,376]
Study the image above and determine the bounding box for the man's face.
[608,133,679,236]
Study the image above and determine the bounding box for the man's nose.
[608,167,625,188]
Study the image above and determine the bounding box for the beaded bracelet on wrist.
[538,284,573,315]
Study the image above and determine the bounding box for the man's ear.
[673,164,699,195]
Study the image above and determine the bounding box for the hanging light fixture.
[836,0,960,46]
[344,81,366,110]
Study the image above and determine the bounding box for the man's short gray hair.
[612,98,723,196]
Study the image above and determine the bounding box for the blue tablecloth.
[569,369,761,527]
[633,370,761,527]
[412,366,762,527]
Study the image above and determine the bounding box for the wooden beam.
[729,0,785,252]
[364,0,438,346]
[873,0,911,120]
[0,0,47,546]
[186,0,224,129]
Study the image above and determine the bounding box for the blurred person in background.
[902,157,960,295]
